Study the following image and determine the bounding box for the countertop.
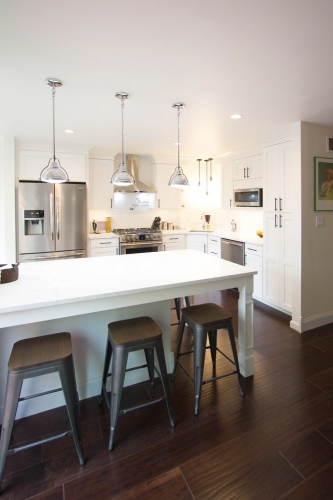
[0,249,256,326]
[88,230,263,245]
[161,229,263,245]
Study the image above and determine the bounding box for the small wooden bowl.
[0,264,19,284]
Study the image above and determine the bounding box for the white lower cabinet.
[245,243,263,299]
[263,212,293,312]
[163,234,185,251]
[186,234,208,253]
[89,237,119,257]
[208,235,221,258]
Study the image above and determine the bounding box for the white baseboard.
[296,311,333,333]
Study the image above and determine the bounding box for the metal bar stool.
[0,332,85,491]
[174,297,191,322]
[100,316,175,451]
[172,303,245,415]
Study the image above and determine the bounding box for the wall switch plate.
[316,216,325,227]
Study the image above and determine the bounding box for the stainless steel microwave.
[234,188,263,207]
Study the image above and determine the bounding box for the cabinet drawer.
[90,238,119,249]
[208,236,220,245]
[162,234,185,244]
[245,243,262,257]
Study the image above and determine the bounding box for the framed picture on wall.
[314,157,333,210]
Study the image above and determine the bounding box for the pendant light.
[40,78,69,183]
[111,92,135,186]
[168,103,189,188]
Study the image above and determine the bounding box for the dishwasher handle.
[222,240,243,247]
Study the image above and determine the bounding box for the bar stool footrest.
[7,430,74,456]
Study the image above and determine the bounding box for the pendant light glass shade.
[169,103,189,188]
[40,78,69,184]
[111,92,135,186]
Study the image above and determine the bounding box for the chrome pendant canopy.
[111,92,135,186]
[169,103,189,188]
[40,78,69,183]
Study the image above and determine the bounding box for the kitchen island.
[0,250,256,422]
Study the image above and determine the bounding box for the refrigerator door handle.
[50,193,54,240]
[56,193,60,240]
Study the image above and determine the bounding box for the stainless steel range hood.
[113,154,156,193]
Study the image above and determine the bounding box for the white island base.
[0,250,256,422]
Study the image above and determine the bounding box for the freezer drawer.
[221,239,245,266]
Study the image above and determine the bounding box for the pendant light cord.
[177,106,180,167]
[121,97,125,166]
[52,85,56,161]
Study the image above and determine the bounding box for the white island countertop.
[0,250,256,420]
[0,250,255,326]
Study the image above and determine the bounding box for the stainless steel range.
[113,228,163,254]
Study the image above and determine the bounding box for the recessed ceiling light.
[65,129,74,134]
[230,114,242,119]
[174,142,182,146]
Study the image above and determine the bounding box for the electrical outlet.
[316,216,325,227]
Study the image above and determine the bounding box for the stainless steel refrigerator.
[18,181,87,262]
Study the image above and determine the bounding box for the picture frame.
[314,157,333,210]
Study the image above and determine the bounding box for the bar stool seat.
[172,303,245,415]
[0,332,85,491]
[100,316,175,451]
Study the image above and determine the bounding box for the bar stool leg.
[154,340,175,427]
[59,359,86,465]
[0,373,23,490]
[100,338,112,405]
[109,348,128,451]
[174,298,180,322]
[208,330,217,364]
[144,348,155,387]
[227,323,245,397]
[171,318,186,380]
[193,329,208,416]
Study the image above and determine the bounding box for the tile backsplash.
[89,207,263,237]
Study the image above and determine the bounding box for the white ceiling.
[1,0,333,159]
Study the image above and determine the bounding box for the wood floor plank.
[277,460,333,499]
[195,451,302,500]
[279,430,333,478]
[307,366,333,392]
[28,486,64,500]
[111,468,193,500]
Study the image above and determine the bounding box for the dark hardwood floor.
[1,291,333,499]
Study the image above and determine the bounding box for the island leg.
[237,275,254,377]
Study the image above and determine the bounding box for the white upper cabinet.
[153,164,181,209]
[89,158,114,209]
[263,142,293,213]
[18,149,87,182]
[233,155,262,181]
[221,161,234,209]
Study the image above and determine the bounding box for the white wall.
[300,122,333,329]
[0,136,16,262]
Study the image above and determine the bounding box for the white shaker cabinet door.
[263,142,292,213]
[89,158,114,209]
[221,161,234,209]
[263,212,292,312]
[154,164,181,209]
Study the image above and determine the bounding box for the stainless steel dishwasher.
[221,238,245,265]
